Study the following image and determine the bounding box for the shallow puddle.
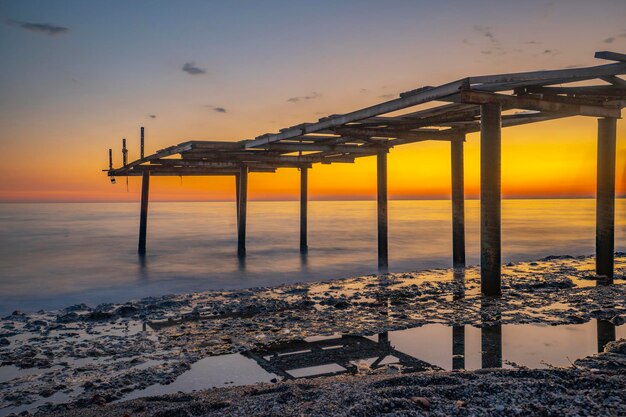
[113,320,624,404]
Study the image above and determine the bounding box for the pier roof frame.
[107,51,626,177]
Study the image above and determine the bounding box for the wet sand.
[1,255,625,415]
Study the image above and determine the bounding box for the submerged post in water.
[451,134,466,268]
[300,167,308,253]
[480,103,502,296]
[377,149,389,272]
[596,117,617,281]
[138,170,150,254]
[237,165,248,257]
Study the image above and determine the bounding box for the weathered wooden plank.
[334,127,454,141]
[601,75,626,88]
[245,79,470,148]
[523,85,626,97]
[459,91,621,118]
[469,62,626,86]
[595,51,626,62]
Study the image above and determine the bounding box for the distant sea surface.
[1,199,625,315]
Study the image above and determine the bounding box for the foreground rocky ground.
[36,339,626,417]
[1,255,625,414]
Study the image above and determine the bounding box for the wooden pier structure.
[106,51,626,296]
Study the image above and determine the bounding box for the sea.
[0,199,624,315]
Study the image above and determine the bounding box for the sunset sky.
[1,0,626,202]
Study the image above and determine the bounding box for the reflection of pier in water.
[242,320,618,379]
[243,333,441,380]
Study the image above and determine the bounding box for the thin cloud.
[7,19,69,36]
[206,105,227,113]
[287,92,321,103]
[603,31,626,44]
[473,25,507,56]
[473,25,497,44]
[182,62,206,75]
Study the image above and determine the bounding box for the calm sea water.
[0,199,625,315]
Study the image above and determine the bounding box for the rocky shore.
[1,255,625,415]
[35,339,626,417]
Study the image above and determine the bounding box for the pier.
[106,51,626,296]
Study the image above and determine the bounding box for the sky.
[1,0,626,202]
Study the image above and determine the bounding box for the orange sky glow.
[1,1,625,203]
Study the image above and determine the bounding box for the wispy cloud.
[206,105,227,113]
[473,25,507,56]
[473,25,497,44]
[603,31,626,44]
[182,62,206,75]
[7,19,69,36]
[287,92,321,103]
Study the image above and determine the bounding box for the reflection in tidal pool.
[119,320,623,402]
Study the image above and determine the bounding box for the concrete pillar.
[237,165,248,257]
[300,167,308,254]
[377,150,389,271]
[138,170,150,255]
[596,117,617,280]
[480,103,502,296]
[451,135,466,268]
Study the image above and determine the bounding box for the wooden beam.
[469,61,626,86]
[595,51,626,62]
[480,103,502,297]
[459,90,621,118]
[523,85,626,97]
[262,143,377,154]
[596,117,617,280]
[245,79,469,148]
[601,75,626,88]
[335,127,454,141]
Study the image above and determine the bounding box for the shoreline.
[1,254,625,415]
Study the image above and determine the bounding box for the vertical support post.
[480,298,502,369]
[596,319,616,353]
[235,174,240,229]
[596,117,617,280]
[377,149,389,272]
[451,135,466,268]
[452,326,465,370]
[140,127,145,159]
[138,170,150,254]
[300,167,308,253]
[480,103,502,296]
[108,149,113,170]
[237,165,248,257]
[122,138,128,166]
